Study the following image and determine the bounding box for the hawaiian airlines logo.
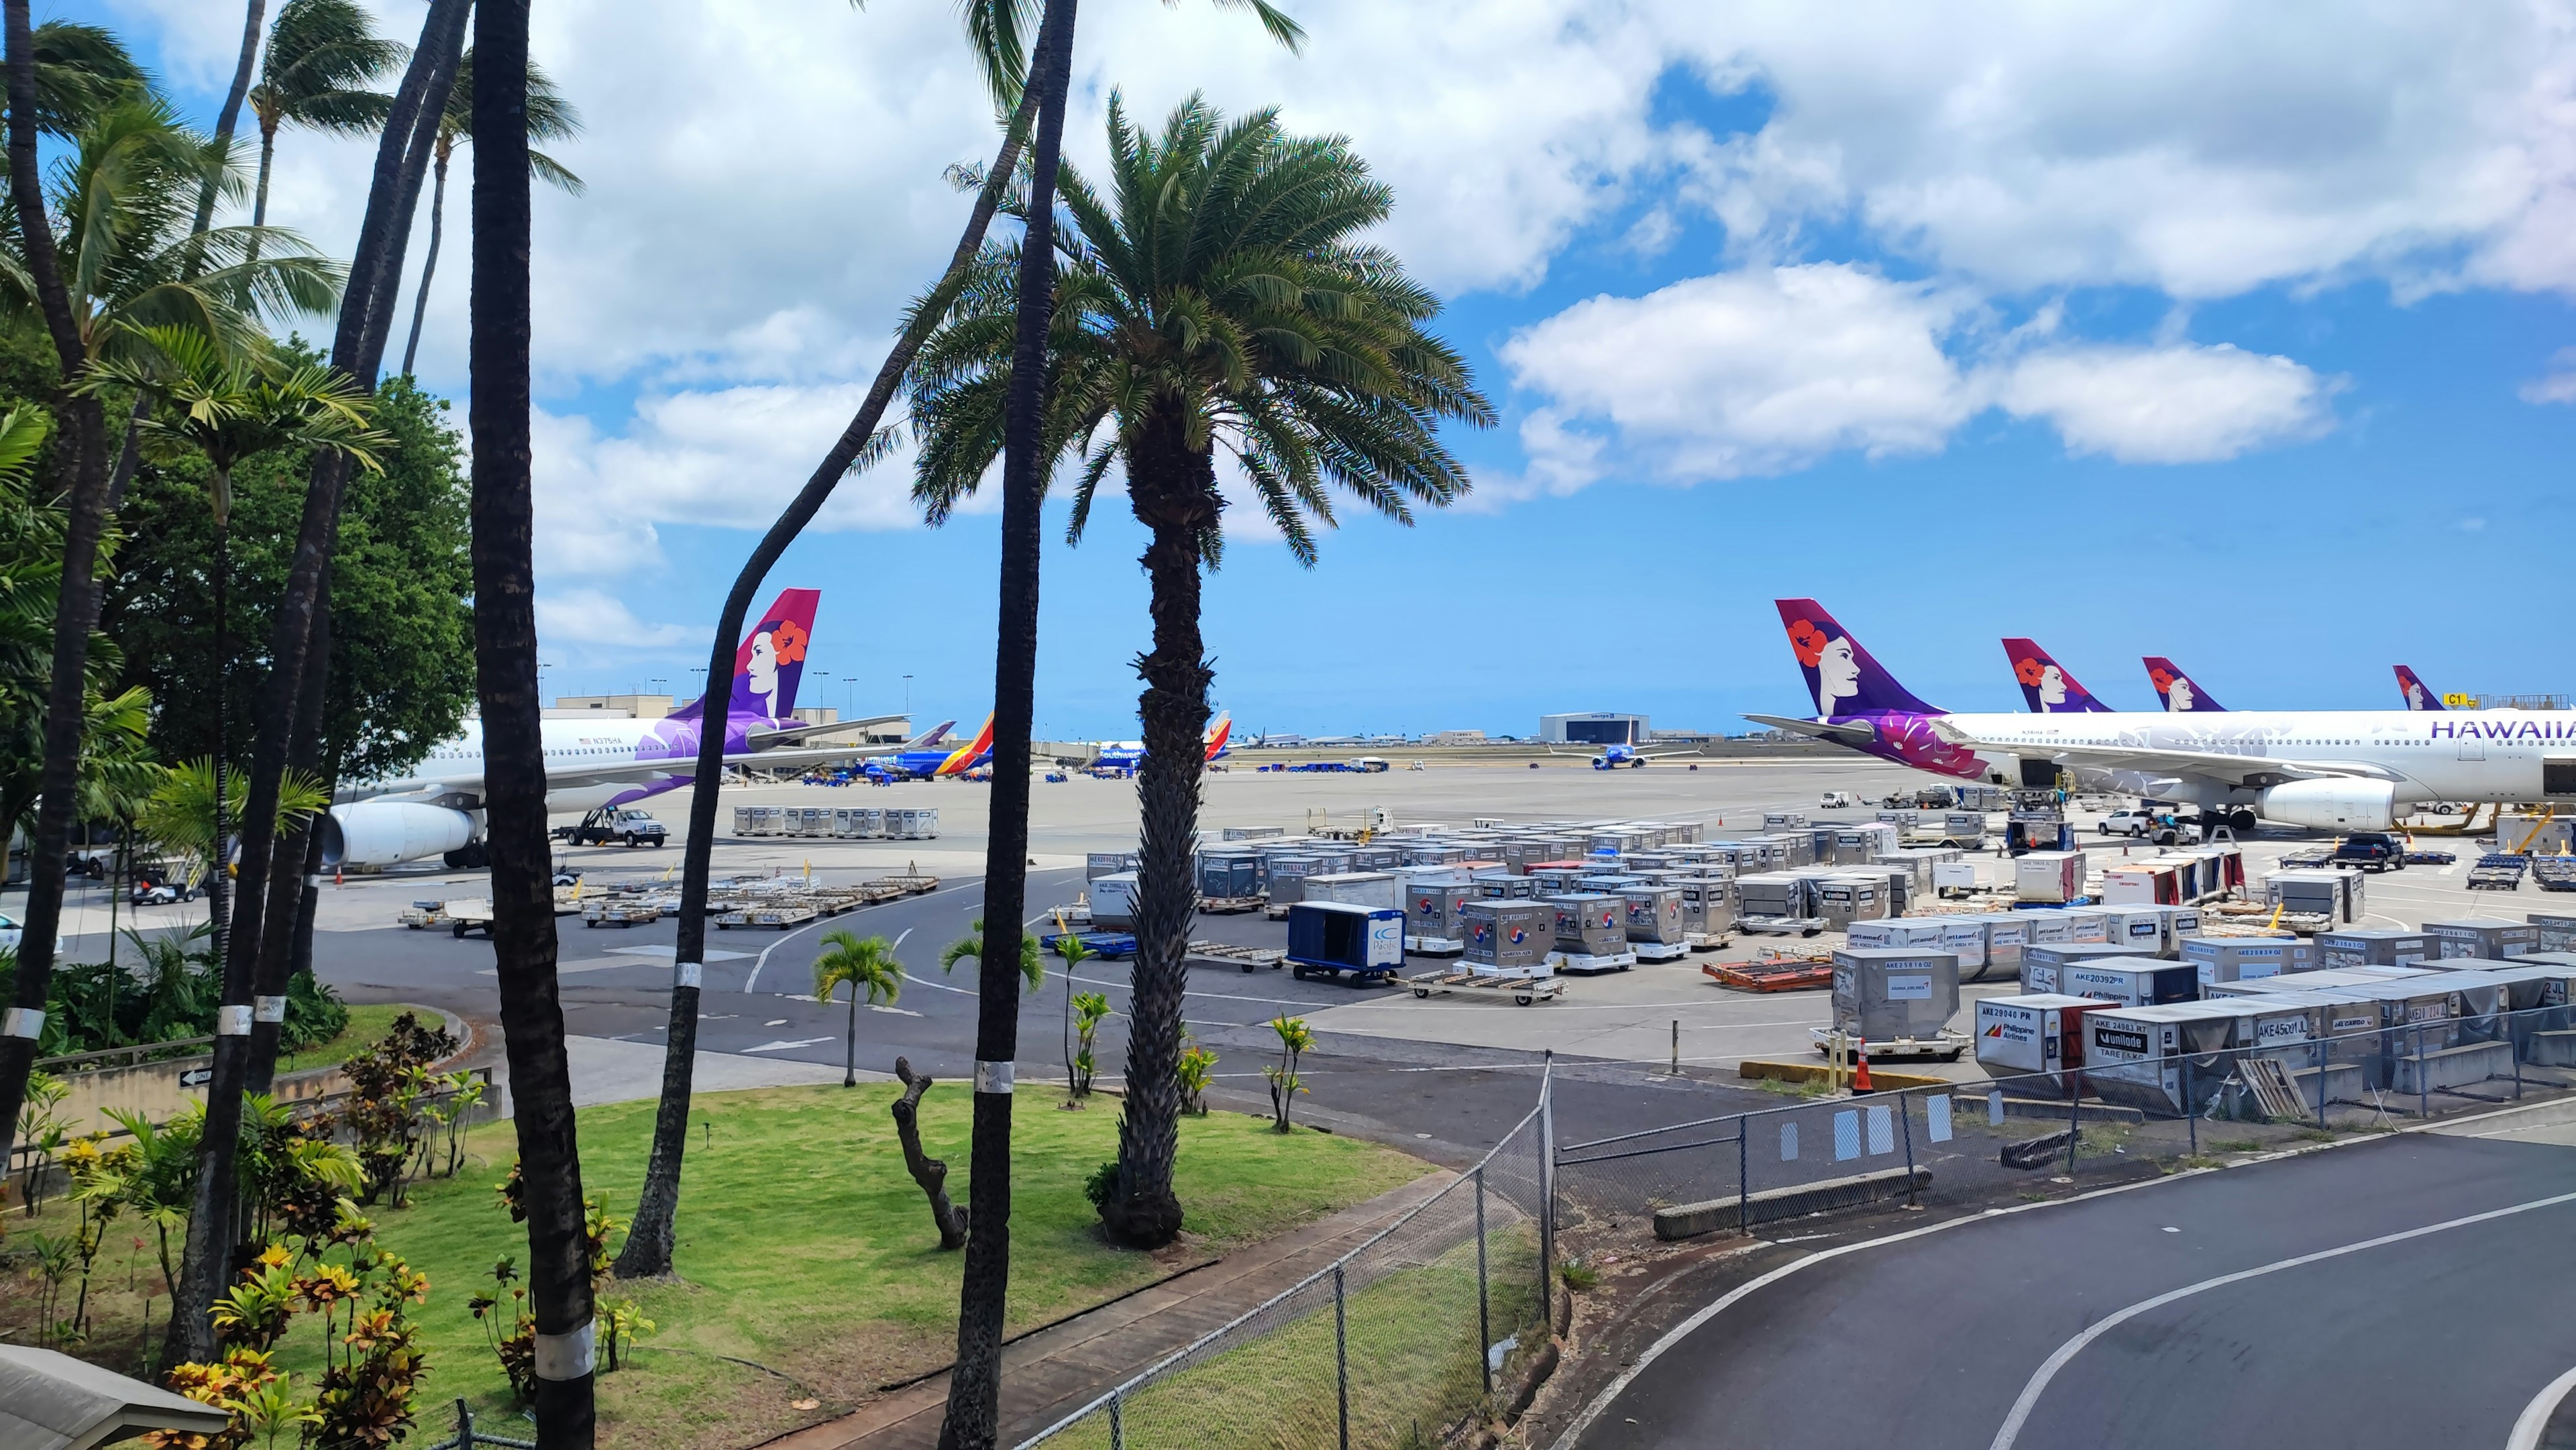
[2016,657,2047,687]
[1788,618,1829,667]
[768,619,808,665]
[2432,719,2576,740]
[2149,666,2178,694]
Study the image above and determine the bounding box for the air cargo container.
[2025,910,2108,948]
[2422,917,2541,961]
[1618,886,1688,952]
[2082,1001,2245,1115]
[2201,965,2431,997]
[1762,811,1809,832]
[2017,851,2086,904]
[1085,850,1140,881]
[1090,872,1139,930]
[1221,826,1283,841]
[2139,905,2205,954]
[2088,905,2171,957]
[1548,893,1630,966]
[1472,870,1536,900]
[2055,958,2201,1007]
[1407,881,1477,950]
[1815,874,1888,929]
[2314,929,2434,970]
[2101,863,2182,905]
[1197,854,1260,900]
[1303,872,1401,913]
[2182,936,2298,987]
[2022,942,2161,995]
[1678,878,1735,942]
[1974,993,2117,1091]
[830,807,885,838]
[1285,901,1404,984]
[2412,964,2559,1048]
[1460,899,1554,979]
[2526,914,2576,953]
[1823,948,1964,1053]
[2265,869,2364,923]
[1265,856,1327,905]
[1734,873,1810,921]
[1845,919,1947,952]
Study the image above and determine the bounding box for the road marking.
[739,1037,834,1054]
[743,882,965,993]
[1988,1189,2576,1450]
[2508,1363,2576,1450]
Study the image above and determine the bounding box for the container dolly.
[1041,930,1138,960]
[1406,970,1562,1006]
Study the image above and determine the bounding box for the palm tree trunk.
[246,574,331,1095]
[474,3,594,1441]
[938,3,1079,1445]
[400,145,449,378]
[611,83,1040,1286]
[1101,426,1215,1250]
[246,119,277,266]
[193,1,267,234]
[172,508,242,1366]
[0,0,116,1194]
[845,987,858,1089]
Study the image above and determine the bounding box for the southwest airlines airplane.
[1753,598,2576,832]
[1091,714,1233,771]
[327,588,906,869]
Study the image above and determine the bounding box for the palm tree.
[398,46,580,377]
[939,917,1044,991]
[813,931,902,1088]
[244,0,406,249]
[470,2,594,1438]
[29,20,151,137]
[82,325,387,1365]
[911,95,1493,1248]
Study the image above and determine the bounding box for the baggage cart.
[581,900,662,929]
[2471,855,2531,891]
[1407,969,1562,1005]
[1287,901,1405,985]
[1041,930,1138,960]
[1186,940,1285,973]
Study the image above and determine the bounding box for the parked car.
[555,807,668,847]
[2328,832,2408,872]
[2099,808,2159,838]
[1819,790,1858,810]
[0,911,64,955]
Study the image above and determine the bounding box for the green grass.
[273,1003,425,1076]
[330,1086,1424,1449]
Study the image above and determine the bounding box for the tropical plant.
[812,929,900,1087]
[1053,932,1093,1103]
[939,916,1045,991]
[398,46,581,376]
[1263,1015,1313,1133]
[11,1067,69,1215]
[244,0,406,247]
[598,1295,655,1373]
[133,759,331,893]
[1069,991,1110,1099]
[468,1255,537,1403]
[911,93,1491,1248]
[28,19,152,139]
[1177,1038,1216,1117]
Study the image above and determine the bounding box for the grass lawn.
[292,1084,1426,1449]
[274,1002,426,1076]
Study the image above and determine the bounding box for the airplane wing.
[1922,719,2409,791]
[745,714,906,749]
[1742,713,1885,747]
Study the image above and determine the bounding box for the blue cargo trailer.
[1287,901,1405,985]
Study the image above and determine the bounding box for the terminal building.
[1540,712,1649,746]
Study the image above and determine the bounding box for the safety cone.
[1852,1046,1874,1095]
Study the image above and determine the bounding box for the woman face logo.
[1815,635,1861,714]
[747,631,781,712]
[2037,664,2067,708]
[2167,677,2194,711]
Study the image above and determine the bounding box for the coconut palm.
[939,916,1045,991]
[80,324,386,1365]
[397,46,580,376]
[910,95,1492,1247]
[244,0,407,249]
[29,20,152,137]
[813,931,902,1088]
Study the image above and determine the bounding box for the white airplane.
[1749,598,2576,833]
[326,589,899,869]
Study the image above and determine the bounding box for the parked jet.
[1580,742,1703,770]
[850,720,976,780]
[1091,714,1234,772]
[2396,665,2449,712]
[1751,598,2576,832]
[2143,657,2229,712]
[326,589,902,868]
[2002,639,2112,713]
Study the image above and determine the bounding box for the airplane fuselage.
[351,714,776,814]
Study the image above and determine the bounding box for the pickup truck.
[2328,832,2409,872]
[555,807,668,848]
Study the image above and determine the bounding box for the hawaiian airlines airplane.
[2396,665,2448,712]
[326,589,900,869]
[2002,639,2113,713]
[2143,657,2229,713]
[1752,598,2576,832]
[1092,714,1233,771]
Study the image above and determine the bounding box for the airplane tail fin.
[935,714,995,775]
[1774,600,1939,717]
[668,588,821,724]
[2395,665,2447,712]
[2142,657,2226,712]
[2001,638,2111,714]
[905,719,959,750]
[1205,713,1233,761]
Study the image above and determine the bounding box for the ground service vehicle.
[2101,808,2158,838]
[2328,832,2408,872]
[557,807,668,847]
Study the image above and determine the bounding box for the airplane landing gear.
[443,842,490,871]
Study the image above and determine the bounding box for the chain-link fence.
[1020,1071,1555,1450]
[1558,1000,2576,1248]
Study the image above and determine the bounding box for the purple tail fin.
[1776,600,1940,717]
[2395,665,2447,712]
[2001,638,2111,713]
[2143,657,2228,712]
[667,588,822,725]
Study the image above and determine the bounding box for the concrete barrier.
[1652,1165,1931,1240]
[2391,1041,2514,1096]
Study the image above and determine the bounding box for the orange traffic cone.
[1852,1046,1874,1094]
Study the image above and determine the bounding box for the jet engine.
[2256,779,2398,832]
[321,801,478,869]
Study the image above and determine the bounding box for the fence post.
[1475,1166,1492,1398]
[1899,1090,1917,1205]
[1110,1390,1124,1450]
[1671,1018,1679,1076]
[1334,1264,1351,1450]
[2184,1056,2196,1156]
[1538,1052,1556,1333]
[2516,1007,2526,1100]
[1735,1115,1750,1233]
[2416,1022,2428,1119]
[456,1398,475,1450]
[2065,1066,2083,1175]
[2314,1037,2326,1127]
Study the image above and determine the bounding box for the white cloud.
[535,589,695,654]
[2520,347,2576,404]
[1993,343,2335,463]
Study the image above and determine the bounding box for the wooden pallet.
[1197,895,1264,915]
[1186,940,1285,972]
[2239,1056,2308,1121]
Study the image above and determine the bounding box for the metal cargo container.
[2200,966,2433,997]
[1976,993,2117,1089]
[1980,914,2032,977]
[2090,906,2171,957]
[1944,811,1987,844]
[2083,1002,2243,1115]
[2314,929,2434,970]
[1091,872,1139,930]
[1087,850,1142,881]
[1734,872,1809,919]
[2055,958,2204,1008]
[1471,870,1535,900]
[1197,854,1260,899]
[1461,899,1555,979]
[1762,811,1809,832]
[1222,826,1285,840]
[1265,856,1327,905]
[1828,948,1962,1043]
[1303,872,1401,913]
[2017,851,2086,904]
[2265,869,2363,924]
[2528,913,2576,953]
[1285,902,1405,982]
[888,807,941,839]
[1407,881,1478,946]
[2101,864,2182,906]
[1548,893,1628,958]
[1815,874,1888,929]
[2422,917,2541,961]
[2144,905,2206,954]
[2057,909,2114,945]
[1619,886,1688,944]
[2022,942,2161,995]
[2181,935,2297,987]
[1845,919,1946,952]
[2411,964,2558,1046]
[1678,878,1735,938]
[836,807,887,838]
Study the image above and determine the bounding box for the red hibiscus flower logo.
[767,619,809,665]
[2150,667,2176,692]
[2015,657,2046,686]
[1788,618,1829,667]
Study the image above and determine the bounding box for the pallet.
[1548,950,1637,974]
[1631,940,1690,962]
[1703,960,1835,993]
[2237,1056,2308,1121]
[1684,932,1735,952]
[1404,936,1466,957]
[869,874,941,895]
[1198,895,1264,915]
[1739,915,1827,938]
[2532,858,2576,893]
[1405,970,1562,1005]
[1185,940,1285,972]
[2470,854,2531,891]
[1806,1026,1969,1061]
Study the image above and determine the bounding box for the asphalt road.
[1576,1125,2576,1450]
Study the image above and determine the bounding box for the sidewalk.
[765,1167,1460,1450]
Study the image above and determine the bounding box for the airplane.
[848,719,981,781]
[2143,657,2229,713]
[324,589,903,869]
[1574,742,1704,771]
[1091,714,1234,773]
[2002,639,2112,713]
[1750,598,2576,834]
[2396,665,2449,712]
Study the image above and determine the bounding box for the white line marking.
[1988,1189,2576,1449]
[2508,1363,2576,1450]
[738,1037,834,1054]
[744,886,952,993]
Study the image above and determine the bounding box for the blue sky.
[105,0,2576,737]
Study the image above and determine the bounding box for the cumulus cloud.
[535,589,695,654]
[1993,343,2337,463]
[2519,347,2576,404]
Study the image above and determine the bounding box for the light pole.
[902,674,913,728]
